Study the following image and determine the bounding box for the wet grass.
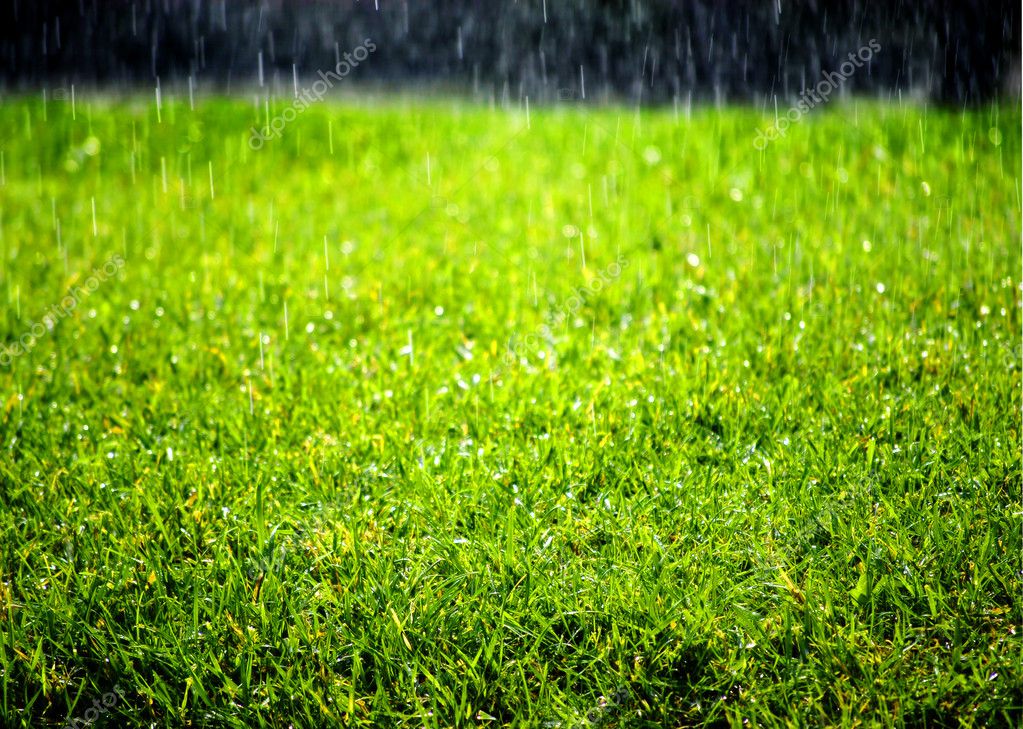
[0,95,1020,727]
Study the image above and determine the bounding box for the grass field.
[0,95,1020,727]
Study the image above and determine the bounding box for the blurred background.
[0,0,1019,104]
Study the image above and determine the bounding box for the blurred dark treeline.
[0,0,1018,104]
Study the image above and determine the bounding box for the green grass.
[0,94,1020,728]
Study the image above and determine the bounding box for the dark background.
[0,0,1018,104]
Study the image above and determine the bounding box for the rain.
[0,1,1020,727]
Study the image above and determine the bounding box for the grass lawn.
[0,95,1020,727]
